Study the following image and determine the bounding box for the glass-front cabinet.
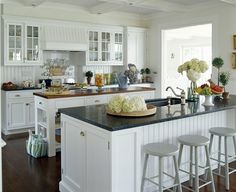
[5,21,41,65]
[88,30,123,65]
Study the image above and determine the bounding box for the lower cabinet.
[60,117,110,192]
[1,90,38,135]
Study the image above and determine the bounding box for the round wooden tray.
[107,104,156,117]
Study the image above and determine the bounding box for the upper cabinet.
[4,19,42,66]
[126,27,147,70]
[87,28,123,65]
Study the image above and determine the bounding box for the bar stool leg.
[218,136,222,175]
[224,136,229,190]
[204,134,214,180]
[141,153,149,192]
[189,146,193,187]
[159,157,163,192]
[233,136,236,155]
[205,145,215,192]
[194,146,199,192]
[178,144,184,166]
[173,155,182,192]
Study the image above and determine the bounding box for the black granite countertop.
[59,95,236,132]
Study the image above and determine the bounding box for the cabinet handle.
[80,131,85,137]
[94,100,100,103]
[15,94,20,97]
[39,102,42,105]
[26,103,29,106]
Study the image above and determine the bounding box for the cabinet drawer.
[35,97,47,109]
[85,95,108,106]
[8,91,34,99]
[56,98,85,109]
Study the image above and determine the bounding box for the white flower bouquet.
[177,58,208,82]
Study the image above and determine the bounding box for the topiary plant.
[219,72,230,91]
[212,57,224,85]
[85,71,93,78]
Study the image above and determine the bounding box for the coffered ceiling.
[2,0,236,16]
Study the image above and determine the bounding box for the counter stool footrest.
[149,171,176,180]
[144,177,179,192]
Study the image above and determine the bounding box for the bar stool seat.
[177,135,215,192]
[209,127,236,137]
[143,143,178,157]
[141,142,182,192]
[178,135,209,146]
[207,127,236,190]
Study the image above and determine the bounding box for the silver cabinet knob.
[80,131,85,136]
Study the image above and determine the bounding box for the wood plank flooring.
[2,133,236,192]
[2,133,61,192]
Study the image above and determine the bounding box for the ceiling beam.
[89,2,123,14]
[220,0,236,4]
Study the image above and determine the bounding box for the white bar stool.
[141,142,182,192]
[207,127,236,190]
[177,135,215,192]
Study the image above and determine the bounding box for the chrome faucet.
[166,86,186,105]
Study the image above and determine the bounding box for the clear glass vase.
[187,81,198,101]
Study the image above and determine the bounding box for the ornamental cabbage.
[108,95,125,113]
[108,95,147,113]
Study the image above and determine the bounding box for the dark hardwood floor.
[1,133,236,192]
[2,133,61,192]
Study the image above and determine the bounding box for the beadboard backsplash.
[0,51,124,85]
[0,65,43,85]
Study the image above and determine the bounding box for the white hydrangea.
[177,58,208,81]
[187,69,201,82]
[108,95,125,113]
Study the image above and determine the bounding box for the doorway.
[161,24,212,97]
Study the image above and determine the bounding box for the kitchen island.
[34,87,155,157]
[59,95,236,192]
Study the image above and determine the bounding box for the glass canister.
[95,71,104,90]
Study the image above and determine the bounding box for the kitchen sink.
[146,97,191,107]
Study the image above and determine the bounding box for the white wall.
[147,5,236,97]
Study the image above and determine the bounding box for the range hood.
[41,25,88,51]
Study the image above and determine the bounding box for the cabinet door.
[6,23,24,64]
[88,31,99,62]
[8,101,26,129]
[61,120,86,192]
[127,30,146,70]
[27,100,35,126]
[86,130,110,192]
[114,33,123,64]
[25,25,40,63]
[101,31,111,62]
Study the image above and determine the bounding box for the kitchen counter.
[59,95,236,192]
[59,95,236,131]
[33,86,155,99]
[2,87,42,91]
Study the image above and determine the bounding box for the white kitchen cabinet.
[4,18,41,66]
[87,28,123,65]
[126,27,147,70]
[34,89,155,157]
[1,90,40,135]
[60,117,110,192]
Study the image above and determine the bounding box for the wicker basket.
[49,67,65,76]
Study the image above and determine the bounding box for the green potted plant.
[212,57,224,85]
[145,68,151,82]
[140,68,146,83]
[85,71,93,85]
[219,72,230,99]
